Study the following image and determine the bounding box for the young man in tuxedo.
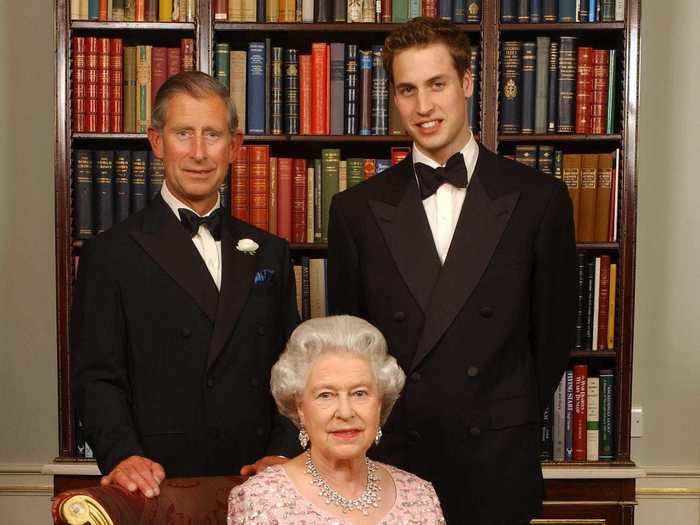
[72,72,298,498]
[328,18,577,525]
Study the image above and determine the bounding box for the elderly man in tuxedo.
[327,18,578,525]
[72,71,298,498]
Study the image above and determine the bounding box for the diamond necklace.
[304,450,382,515]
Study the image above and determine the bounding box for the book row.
[215,41,480,136]
[500,38,617,135]
[509,146,619,243]
[213,0,482,23]
[70,37,195,133]
[71,146,411,240]
[70,0,197,21]
[501,0,624,23]
[575,252,616,351]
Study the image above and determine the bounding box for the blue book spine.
[247,42,266,135]
[452,0,465,22]
[376,159,392,174]
[439,0,453,20]
[589,0,597,20]
[558,0,576,21]
[565,369,574,461]
[530,0,542,21]
[88,0,99,19]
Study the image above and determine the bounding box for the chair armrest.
[52,475,243,525]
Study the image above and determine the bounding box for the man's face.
[392,43,473,165]
[148,93,242,214]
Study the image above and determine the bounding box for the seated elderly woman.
[228,315,445,524]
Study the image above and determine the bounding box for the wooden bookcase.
[54,0,642,521]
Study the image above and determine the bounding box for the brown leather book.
[135,0,145,20]
[562,154,582,237]
[381,0,392,22]
[214,0,228,19]
[72,37,86,132]
[167,47,181,78]
[180,39,195,72]
[594,153,614,242]
[607,263,617,349]
[298,54,311,135]
[292,159,308,243]
[310,43,328,135]
[96,38,111,133]
[151,47,168,108]
[575,47,593,134]
[249,145,270,231]
[591,49,609,134]
[145,0,158,20]
[577,153,598,242]
[422,0,437,17]
[109,39,123,133]
[231,145,250,222]
[277,158,293,242]
[268,157,278,235]
[99,0,108,20]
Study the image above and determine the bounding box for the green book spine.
[606,49,617,134]
[215,43,230,90]
[392,0,408,22]
[346,158,364,188]
[599,369,615,459]
[123,47,136,133]
[321,149,340,242]
[88,0,100,19]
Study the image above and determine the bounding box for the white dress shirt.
[412,134,479,264]
[161,181,223,290]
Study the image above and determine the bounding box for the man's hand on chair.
[101,455,165,498]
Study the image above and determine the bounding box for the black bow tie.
[178,208,223,241]
[414,152,468,199]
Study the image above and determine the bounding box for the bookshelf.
[54,0,642,521]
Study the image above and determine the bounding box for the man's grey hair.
[151,71,238,132]
[271,315,406,428]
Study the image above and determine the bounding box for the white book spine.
[303,0,315,22]
[586,377,600,461]
[553,372,567,461]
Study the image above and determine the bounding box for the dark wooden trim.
[215,22,481,32]
[70,21,195,30]
[500,22,625,31]
[198,0,212,74]
[570,351,617,358]
[55,0,74,459]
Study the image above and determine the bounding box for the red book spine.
[363,158,376,180]
[391,147,410,165]
[575,47,593,134]
[214,0,228,19]
[231,146,250,222]
[145,0,158,21]
[422,0,437,17]
[277,157,293,242]
[298,54,311,135]
[597,255,611,350]
[109,39,123,133]
[292,159,307,243]
[135,0,145,21]
[180,39,195,72]
[249,145,270,231]
[84,37,98,132]
[325,44,330,135]
[96,38,111,133]
[151,47,168,108]
[573,364,588,461]
[382,0,392,22]
[99,0,108,20]
[71,37,86,132]
[310,43,327,135]
[591,49,609,134]
[167,47,181,78]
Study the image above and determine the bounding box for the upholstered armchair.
[52,475,242,525]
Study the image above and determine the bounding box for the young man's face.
[148,93,242,215]
[392,43,473,165]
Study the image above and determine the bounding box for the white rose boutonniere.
[236,238,259,255]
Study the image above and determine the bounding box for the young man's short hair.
[383,17,472,87]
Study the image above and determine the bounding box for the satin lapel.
[131,197,219,322]
[409,171,520,373]
[206,218,256,369]
[369,164,441,313]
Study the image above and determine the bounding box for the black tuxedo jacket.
[328,144,577,525]
[72,196,299,477]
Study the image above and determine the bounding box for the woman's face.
[297,351,381,463]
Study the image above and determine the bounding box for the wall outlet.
[631,406,644,437]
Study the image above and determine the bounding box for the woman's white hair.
[271,315,406,428]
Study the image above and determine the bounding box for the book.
[586,376,600,461]
[309,258,327,317]
[577,153,598,242]
[520,42,536,134]
[534,37,550,134]
[250,145,270,231]
[321,148,340,242]
[500,41,522,134]
[131,150,148,213]
[607,263,617,349]
[230,51,247,133]
[557,36,577,133]
[575,46,593,134]
[114,150,131,224]
[271,46,284,135]
[547,41,559,133]
[330,43,345,136]
[135,45,152,133]
[371,45,388,135]
[345,45,359,135]
[231,146,250,221]
[292,159,308,242]
[94,150,114,234]
[591,49,609,134]
[152,47,169,108]
[284,49,299,135]
[565,369,574,460]
[572,364,588,461]
[599,369,615,459]
[311,43,328,135]
[501,0,516,21]
[277,158,293,241]
[562,154,581,235]
[147,153,164,200]
[299,54,312,134]
[73,150,94,239]
[246,42,266,134]
[574,251,587,350]
[553,372,567,461]
[358,49,372,136]
[558,0,575,21]
[596,255,611,350]
[269,157,278,234]
[594,152,613,241]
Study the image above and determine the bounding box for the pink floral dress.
[228,463,446,524]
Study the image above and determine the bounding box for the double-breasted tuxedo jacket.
[72,196,299,477]
[328,144,577,525]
